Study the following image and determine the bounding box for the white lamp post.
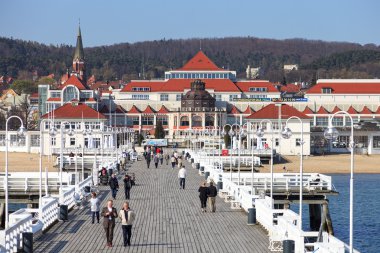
[256,119,274,209]
[5,116,26,228]
[324,111,354,253]
[281,116,305,231]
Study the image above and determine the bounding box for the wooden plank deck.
[34,156,270,253]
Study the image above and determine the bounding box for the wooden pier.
[33,158,270,252]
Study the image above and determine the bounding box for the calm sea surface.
[292,174,380,253]
[10,174,379,252]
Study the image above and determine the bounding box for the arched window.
[205,116,214,126]
[192,116,202,127]
[63,86,78,103]
[180,116,189,126]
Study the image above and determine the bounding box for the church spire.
[72,23,86,82]
[73,24,84,61]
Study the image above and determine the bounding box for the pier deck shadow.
[34,156,270,252]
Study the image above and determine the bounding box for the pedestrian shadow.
[36,241,68,253]
[68,219,86,233]
[131,243,181,248]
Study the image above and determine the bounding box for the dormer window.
[132,87,150,92]
[322,88,332,94]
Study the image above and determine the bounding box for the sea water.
[292,174,380,253]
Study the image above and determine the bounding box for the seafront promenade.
[33,156,270,253]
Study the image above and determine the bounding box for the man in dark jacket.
[207,181,218,212]
[109,174,119,199]
[101,200,118,247]
[146,151,151,168]
[123,175,132,200]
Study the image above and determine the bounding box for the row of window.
[132,87,150,92]
[44,122,102,131]
[165,72,234,79]
[249,87,267,92]
[132,94,150,100]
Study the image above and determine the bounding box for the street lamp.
[324,111,355,253]
[5,116,26,228]
[281,116,305,231]
[256,120,274,209]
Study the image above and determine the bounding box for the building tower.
[72,25,85,82]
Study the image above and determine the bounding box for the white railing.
[5,211,33,253]
[0,172,70,193]
[40,197,59,230]
[190,148,359,253]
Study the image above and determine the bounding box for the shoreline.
[0,152,379,174]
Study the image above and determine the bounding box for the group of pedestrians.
[89,172,137,248]
[101,199,136,247]
[198,180,218,212]
[143,146,166,169]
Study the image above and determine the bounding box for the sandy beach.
[0,152,57,173]
[260,154,380,174]
[0,152,379,174]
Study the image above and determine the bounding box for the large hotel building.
[15,28,380,156]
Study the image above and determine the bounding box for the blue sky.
[1,0,379,47]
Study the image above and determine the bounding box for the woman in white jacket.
[119,202,136,247]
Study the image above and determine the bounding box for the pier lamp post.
[324,111,354,253]
[255,119,274,209]
[228,123,241,183]
[47,121,75,201]
[5,116,26,228]
[281,116,305,231]
[221,124,232,181]
[237,124,247,186]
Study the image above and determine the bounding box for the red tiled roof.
[128,105,141,114]
[306,80,380,94]
[59,75,88,90]
[346,106,358,114]
[375,107,380,114]
[157,105,170,114]
[41,103,105,119]
[316,106,329,114]
[228,105,241,115]
[360,106,373,114]
[47,97,61,102]
[115,105,126,113]
[177,51,222,71]
[242,106,255,114]
[302,106,314,114]
[246,104,309,119]
[279,84,301,93]
[142,105,156,114]
[330,106,341,114]
[30,93,39,98]
[121,78,241,92]
[234,81,278,92]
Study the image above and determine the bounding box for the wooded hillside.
[1,36,379,83]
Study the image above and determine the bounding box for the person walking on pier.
[119,201,136,247]
[146,151,152,168]
[101,200,118,247]
[178,165,187,189]
[171,155,176,169]
[159,152,164,165]
[198,181,209,212]
[165,153,170,165]
[177,156,183,169]
[109,174,119,200]
[207,181,218,212]
[90,192,100,223]
[123,175,132,200]
[154,154,159,168]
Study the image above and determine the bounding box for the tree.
[154,121,165,139]
[10,80,37,94]
[223,125,231,149]
[137,133,144,147]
